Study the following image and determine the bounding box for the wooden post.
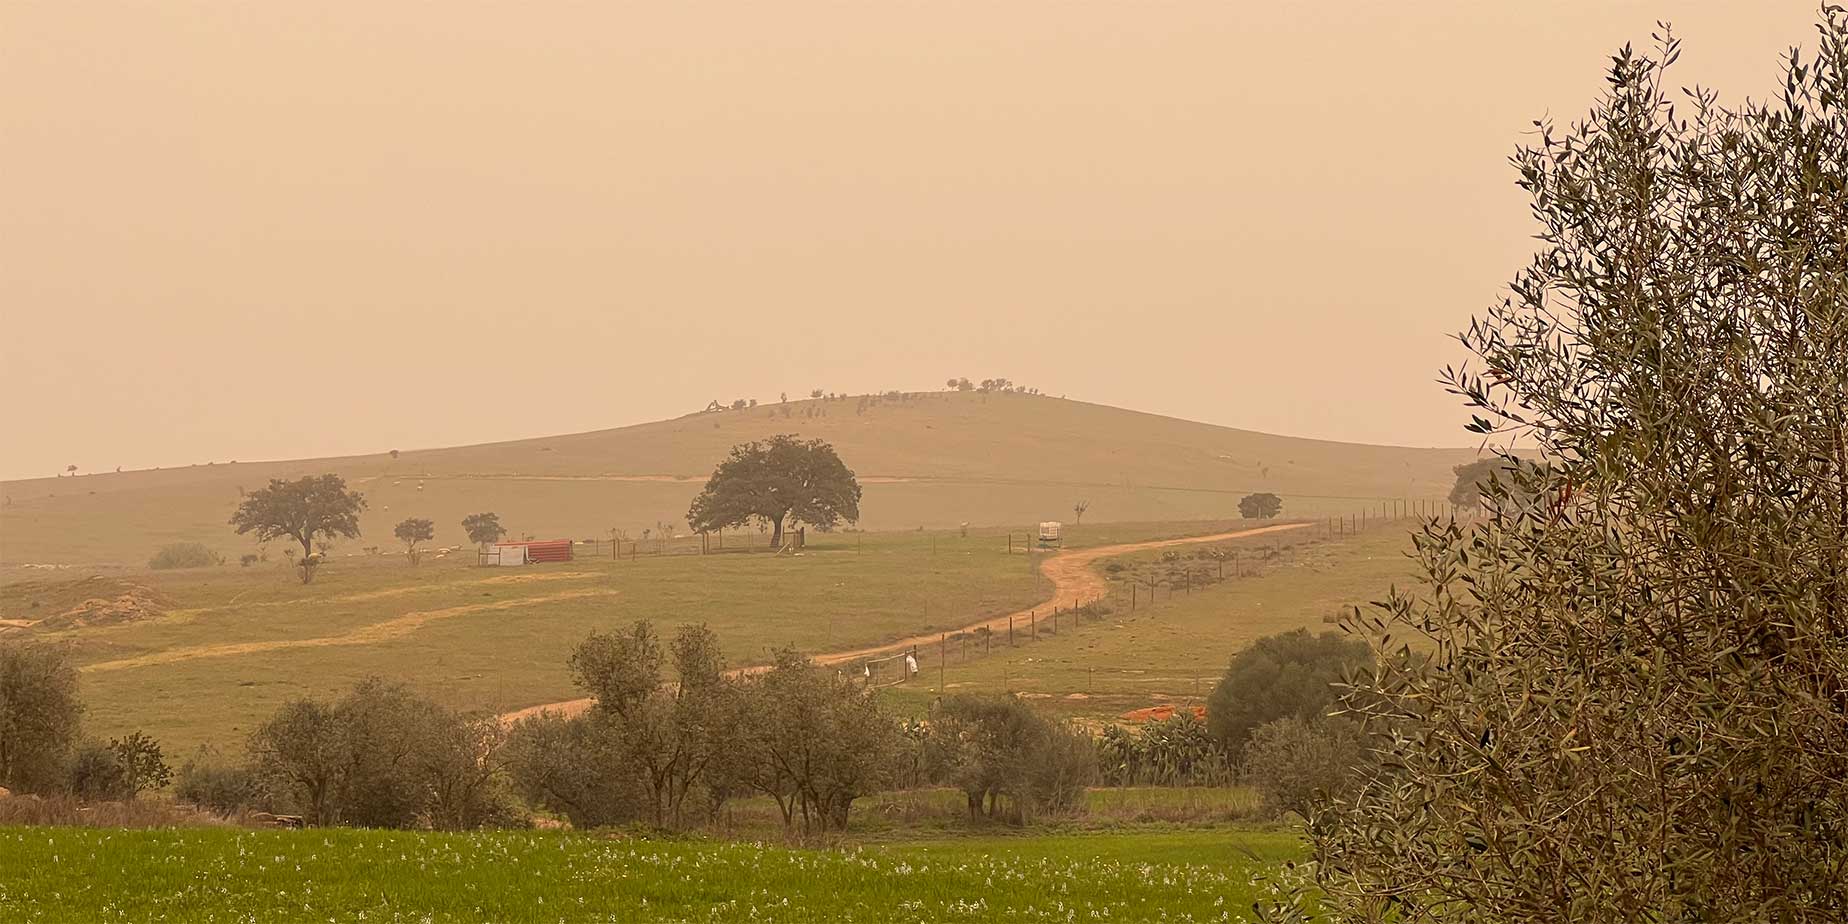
[940,634,946,691]
[1030,610,1036,641]
[1009,615,1014,647]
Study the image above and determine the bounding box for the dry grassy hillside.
[1,392,1476,564]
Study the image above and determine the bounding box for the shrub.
[174,747,259,814]
[504,712,647,829]
[1240,716,1367,819]
[148,542,220,570]
[247,679,516,830]
[1205,629,1368,757]
[0,642,83,793]
[726,649,902,835]
[924,693,1096,824]
[66,742,125,800]
[1097,713,1232,787]
[66,731,170,801]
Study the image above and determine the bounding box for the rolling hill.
[1,391,1478,565]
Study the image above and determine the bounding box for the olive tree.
[1282,17,1848,922]
[567,621,732,828]
[0,642,83,793]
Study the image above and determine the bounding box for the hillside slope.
[2,392,1477,564]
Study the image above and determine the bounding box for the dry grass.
[1,391,1475,565]
[0,793,239,828]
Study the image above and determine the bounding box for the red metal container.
[508,539,573,563]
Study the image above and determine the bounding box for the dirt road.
[83,588,619,674]
[497,521,1310,724]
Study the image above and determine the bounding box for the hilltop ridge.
[2,392,1476,564]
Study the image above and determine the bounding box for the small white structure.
[496,544,528,566]
[1038,521,1062,542]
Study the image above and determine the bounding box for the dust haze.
[0,1,1814,480]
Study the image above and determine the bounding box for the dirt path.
[497,521,1311,724]
[82,588,619,674]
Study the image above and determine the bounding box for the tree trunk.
[770,515,786,549]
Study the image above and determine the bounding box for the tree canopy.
[393,518,434,565]
[686,435,861,548]
[1291,15,1848,920]
[1446,457,1515,508]
[460,512,506,549]
[228,475,365,583]
[1204,628,1368,757]
[1237,492,1282,519]
[0,642,83,793]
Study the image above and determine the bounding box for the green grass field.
[0,825,1303,922]
[1,391,1474,565]
[2,519,1395,754]
[881,526,1417,721]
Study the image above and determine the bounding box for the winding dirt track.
[82,588,619,674]
[497,521,1310,724]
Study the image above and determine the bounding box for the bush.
[1096,713,1231,787]
[924,693,1096,824]
[66,743,125,800]
[66,732,171,801]
[247,679,517,830]
[0,642,83,793]
[174,747,259,814]
[503,712,647,829]
[148,542,221,570]
[1240,716,1367,819]
[1205,629,1368,757]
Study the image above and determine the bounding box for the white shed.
[496,544,528,566]
[1038,521,1062,542]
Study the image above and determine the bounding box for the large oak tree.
[229,474,366,582]
[686,435,861,548]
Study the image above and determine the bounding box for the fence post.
[940,633,946,691]
[1030,610,1036,641]
[1008,616,1014,647]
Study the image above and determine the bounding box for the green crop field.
[0,825,1304,923]
[1,392,1475,565]
[2,518,1391,754]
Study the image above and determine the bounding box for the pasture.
[0,518,1408,755]
[880,526,1417,721]
[0,824,1303,923]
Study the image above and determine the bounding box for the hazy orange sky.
[0,2,1821,481]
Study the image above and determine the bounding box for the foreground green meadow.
[0,827,1302,922]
